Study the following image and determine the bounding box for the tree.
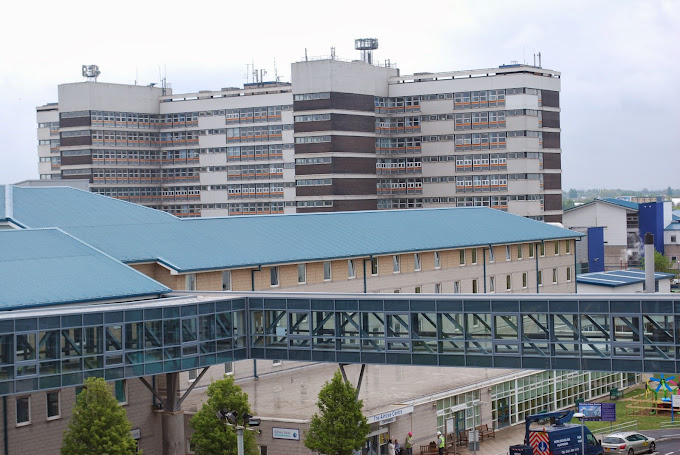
[61,377,138,455]
[568,188,578,199]
[189,375,258,455]
[304,370,370,455]
[641,250,679,277]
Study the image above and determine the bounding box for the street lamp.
[215,409,261,455]
[573,412,585,455]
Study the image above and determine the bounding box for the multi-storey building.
[38,54,562,221]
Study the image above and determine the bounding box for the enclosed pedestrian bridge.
[1,292,679,397]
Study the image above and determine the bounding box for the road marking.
[664,452,673,455]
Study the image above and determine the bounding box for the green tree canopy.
[641,250,679,277]
[304,370,370,455]
[61,377,138,455]
[189,375,258,455]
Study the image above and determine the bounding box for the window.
[371,257,379,276]
[528,243,534,258]
[538,271,543,286]
[46,391,60,420]
[552,268,558,284]
[393,255,400,273]
[348,259,356,279]
[435,283,442,293]
[460,250,466,265]
[506,245,511,261]
[114,380,127,404]
[270,266,279,287]
[540,242,545,257]
[298,264,306,284]
[566,240,571,254]
[188,369,198,382]
[323,261,332,281]
[225,362,234,375]
[434,251,441,269]
[671,235,677,243]
[185,273,196,291]
[414,253,421,271]
[522,272,528,288]
[489,277,495,293]
[555,241,560,255]
[506,275,512,291]
[273,360,283,367]
[16,396,30,426]
[566,267,572,282]
[222,271,231,291]
[415,286,422,293]
[517,245,523,259]
[488,247,495,263]
[471,249,478,264]
[454,281,461,293]
[472,279,478,294]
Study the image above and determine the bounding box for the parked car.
[602,432,655,455]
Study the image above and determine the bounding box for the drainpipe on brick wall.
[535,242,541,294]
[573,239,578,293]
[363,257,371,293]
[483,249,487,293]
[3,395,7,455]
[251,266,261,379]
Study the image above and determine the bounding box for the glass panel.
[313,311,335,350]
[289,313,309,336]
[265,310,286,347]
[105,326,122,351]
[363,313,384,338]
[163,320,180,346]
[387,314,409,338]
[495,315,518,340]
[613,316,640,342]
[144,320,162,348]
[199,315,215,340]
[553,315,579,341]
[16,334,36,361]
[468,314,491,339]
[39,331,59,360]
[181,318,197,343]
[125,323,143,350]
[644,315,674,343]
[216,313,232,339]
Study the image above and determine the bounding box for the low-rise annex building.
[0,184,633,455]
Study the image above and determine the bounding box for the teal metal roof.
[577,270,675,287]
[6,185,177,228]
[0,229,170,309]
[2,185,583,273]
[599,198,639,210]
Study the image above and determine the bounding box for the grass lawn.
[570,387,680,433]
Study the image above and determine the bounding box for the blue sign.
[578,403,616,422]
[538,441,549,452]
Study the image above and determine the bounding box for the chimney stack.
[644,232,655,293]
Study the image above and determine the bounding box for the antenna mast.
[354,38,378,64]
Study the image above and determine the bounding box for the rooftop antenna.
[245,63,251,84]
[305,48,308,62]
[538,51,542,68]
[273,58,280,82]
[354,38,378,64]
[330,47,336,60]
[81,65,100,82]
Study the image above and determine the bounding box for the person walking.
[405,432,413,455]
[394,438,401,455]
[388,439,396,455]
[437,431,445,455]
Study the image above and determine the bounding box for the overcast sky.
[1,0,678,190]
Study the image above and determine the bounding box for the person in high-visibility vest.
[437,431,445,455]
[405,432,413,455]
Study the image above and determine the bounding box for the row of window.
[226,125,287,143]
[263,245,572,288]
[396,267,573,295]
[375,131,524,153]
[227,202,285,216]
[14,381,126,426]
[224,106,290,124]
[91,168,199,183]
[376,196,510,210]
[227,183,285,198]
[91,149,200,164]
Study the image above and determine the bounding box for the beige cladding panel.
[388,72,561,97]
[160,91,293,114]
[292,59,397,96]
[58,82,163,113]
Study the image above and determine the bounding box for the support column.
[162,372,184,455]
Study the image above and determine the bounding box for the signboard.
[367,406,414,424]
[601,403,616,422]
[273,428,300,440]
[673,395,680,409]
[578,403,616,422]
[130,428,141,440]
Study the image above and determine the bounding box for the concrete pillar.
[162,372,185,455]
[161,411,186,455]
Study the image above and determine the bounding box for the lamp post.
[573,412,585,455]
[215,409,260,455]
